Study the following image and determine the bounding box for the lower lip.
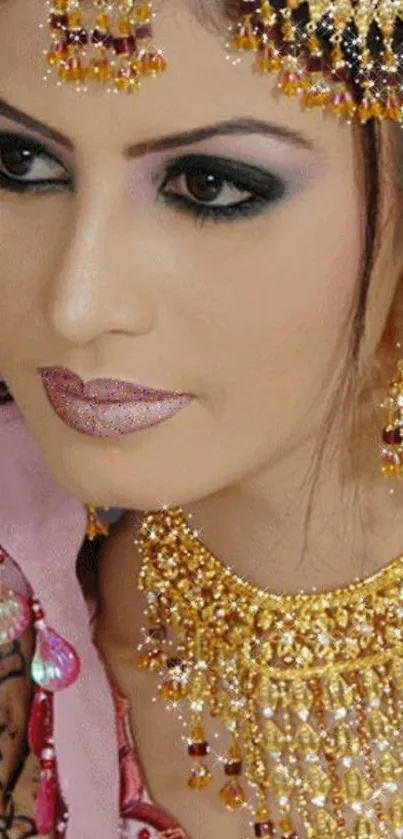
[42,387,193,438]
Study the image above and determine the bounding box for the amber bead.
[219,779,246,809]
[187,765,213,790]
[136,3,151,23]
[87,57,111,84]
[46,41,68,67]
[158,680,186,701]
[279,816,293,834]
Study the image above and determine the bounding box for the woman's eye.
[159,155,286,223]
[0,134,70,192]
[165,170,252,208]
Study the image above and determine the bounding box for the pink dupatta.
[0,400,119,838]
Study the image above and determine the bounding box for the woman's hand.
[0,629,49,838]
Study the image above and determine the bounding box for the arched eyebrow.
[125,118,316,155]
[0,96,316,154]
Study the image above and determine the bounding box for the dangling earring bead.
[86,504,110,540]
[380,358,403,478]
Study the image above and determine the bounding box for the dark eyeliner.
[159,153,287,222]
[0,132,72,194]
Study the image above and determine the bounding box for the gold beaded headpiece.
[44,0,167,93]
[229,0,403,124]
[45,0,403,124]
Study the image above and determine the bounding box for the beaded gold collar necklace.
[135,506,403,839]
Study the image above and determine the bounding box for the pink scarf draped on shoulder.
[0,399,119,838]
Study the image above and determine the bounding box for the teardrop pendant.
[31,599,81,691]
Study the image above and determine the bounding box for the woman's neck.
[115,432,403,597]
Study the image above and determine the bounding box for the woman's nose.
[45,168,157,346]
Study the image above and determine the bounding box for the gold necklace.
[135,506,403,839]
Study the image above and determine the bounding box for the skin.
[1,0,403,835]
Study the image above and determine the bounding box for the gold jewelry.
[86,504,110,540]
[229,0,403,125]
[136,505,403,839]
[380,355,403,479]
[44,0,167,93]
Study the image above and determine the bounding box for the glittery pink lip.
[39,367,193,437]
[40,367,189,403]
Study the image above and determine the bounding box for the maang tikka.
[44,0,167,93]
[229,0,403,125]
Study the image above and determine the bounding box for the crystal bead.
[46,41,69,67]
[113,36,136,56]
[279,816,293,834]
[218,778,246,809]
[354,816,382,838]
[187,764,213,790]
[139,51,167,77]
[280,71,304,97]
[114,65,140,93]
[67,10,82,28]
[58,55,86,84]
[254,819,275,837]
[136,3,151,23]
[136,24,152,40]
[32,625,81,691]
[35,769,57,835]
[28,690,53,756]
[389,796,403,829]
[50,13,68,30]
[383,427,402,444]
[158,679,186,701]
[87,55,111,83]
[188,741,209,757]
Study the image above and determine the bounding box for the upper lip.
[40,366,191,403]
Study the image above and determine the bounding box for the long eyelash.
[0,175,72,195]
[161,192,270,224]
[0,133,72,195]
[158,154,286,225]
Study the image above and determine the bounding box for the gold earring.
[380,354,403,478]
[44,0,167,93]
[85,505,111,540]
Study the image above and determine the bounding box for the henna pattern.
[0,643,26,687]
[0,638,39,837]
[0,797,36,838]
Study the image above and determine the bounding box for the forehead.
[0,0,349,159]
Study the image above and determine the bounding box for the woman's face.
[0,0,397,510]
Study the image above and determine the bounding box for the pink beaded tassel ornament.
[29,597,81,835]
[0,547,31,644]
